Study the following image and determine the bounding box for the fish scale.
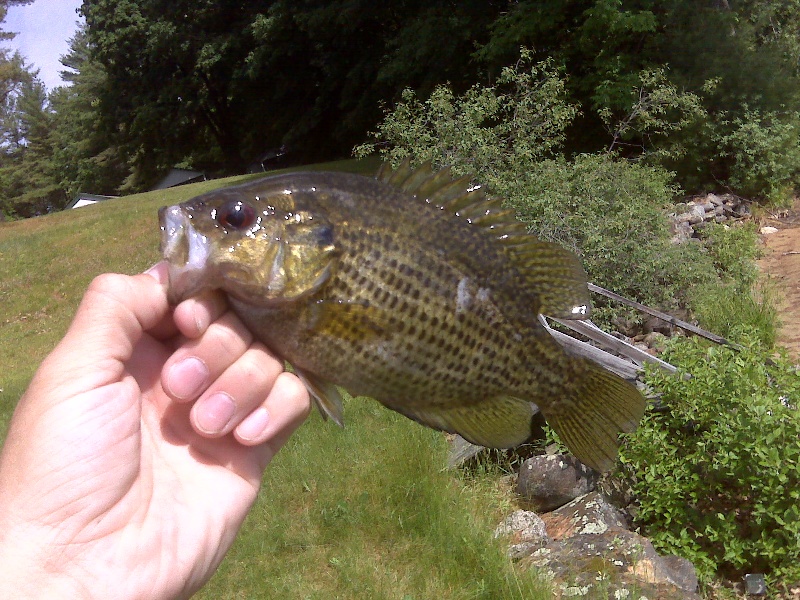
[243,224,543,408]
[160,162,646,471]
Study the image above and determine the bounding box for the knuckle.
[277,372,312,416]
[209,318,249,357]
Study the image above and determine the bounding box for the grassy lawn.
[0,158,552,599]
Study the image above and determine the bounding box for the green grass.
[0,157,552,599]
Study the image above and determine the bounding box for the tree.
[0,77,65,218]
[0,0,65,218]
[49,25,128,197]
[78,0,505,189]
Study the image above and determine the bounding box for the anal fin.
[391,397,546,448]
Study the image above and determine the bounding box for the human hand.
[0,262,310,599]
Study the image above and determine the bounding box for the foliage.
[48,26,128,198]
[0,77,65,218]
[688,282,778,350]
[357,56,717,321]
[709,108,800,204]
[357,49,579,176]
[6,1,800,210]
[508,155,716,317]
[599,68,707,162]
[78,0,505,189]
[621,336,800,584]
[697,222,761,290]
[477,0,800,196]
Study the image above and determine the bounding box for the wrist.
[0,524,92,599]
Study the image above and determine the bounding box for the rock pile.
[670,192,751,244]
[495,454,701,599]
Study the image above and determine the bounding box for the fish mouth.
[159,205,213,304]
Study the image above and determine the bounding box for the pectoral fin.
[391,397,547,448]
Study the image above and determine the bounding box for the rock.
[520,529,702,599]
[687,204,706,224]
[494,510,550,559]
[643,331,668,351]
[643,315,673,336]
[540,492,627,540]
[516,454,599,512]
[707,193,724,206]
[670,219,694,244]
[760,226,779,235]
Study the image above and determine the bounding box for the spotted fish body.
[159,162,645,471]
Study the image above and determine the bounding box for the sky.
[2,0,84,91]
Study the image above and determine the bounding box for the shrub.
[355,49,579,176]
[621,336,800,583]
[507,154,716,317]
[710,108,800,205]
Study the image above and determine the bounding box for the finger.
[189,343,285,437]
[161,311,255,403]
[172,290,229,339]
[234,371,311,451]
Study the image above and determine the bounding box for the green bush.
[621,336,800,583]
[688,282,778,349]
[355,49,579,176]
[710,108,800,205]
[507,154,716,317]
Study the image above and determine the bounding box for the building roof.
[151,168,206,190]
[66,193,118,210]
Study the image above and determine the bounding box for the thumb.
[35,265,171,398]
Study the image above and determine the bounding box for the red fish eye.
[218,201,256,230]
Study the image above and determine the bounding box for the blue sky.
[3,0,84,91]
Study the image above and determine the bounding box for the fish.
[158,161,646,471]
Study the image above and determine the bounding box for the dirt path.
[757,200,800,358]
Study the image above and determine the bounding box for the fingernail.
[167,357,209,399]
[237,408,270,442]
[144,261,168,284]
[196,392,236,434]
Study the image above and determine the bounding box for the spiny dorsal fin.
[375,160,592,319]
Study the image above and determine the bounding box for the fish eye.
[218,201,256,230]
[316,225,334,247]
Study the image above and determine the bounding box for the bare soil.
[757,199,800,358]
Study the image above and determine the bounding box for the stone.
[494,510,550,559]
[761,226,779,235]
[519,529,702,599]
[707,193,724,206]
[687,204,706,224]
[643,331,668,351]
[670,219,694,244]
[540,492,627,540]
[516,454,599,512]
[643,315,673,336]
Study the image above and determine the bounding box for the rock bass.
[159,161,645,471]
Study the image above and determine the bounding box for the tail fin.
[542,360,646,472]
